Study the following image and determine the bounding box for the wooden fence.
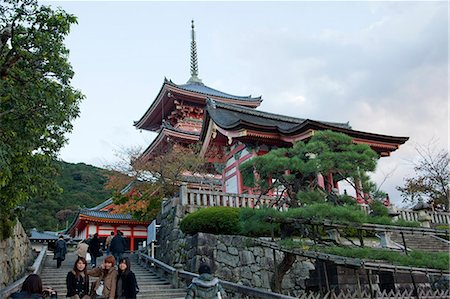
[287,289,450,299]
[169,185,450,225]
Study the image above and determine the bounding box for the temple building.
[135,21,408,201]
[66,190,150,251]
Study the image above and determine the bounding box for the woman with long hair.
[10,274,57,299]
[88,255,118,299]
[116,257,138,299]
[66,256,90,299]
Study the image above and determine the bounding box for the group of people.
[74,231,127,268]
[12,232,225,299]
[11,255,138,299]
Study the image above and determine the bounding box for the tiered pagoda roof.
[134,79,262,132]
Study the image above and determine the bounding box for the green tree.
[240,130,379,208]
[0,0,83,239]
[239,130,378,292]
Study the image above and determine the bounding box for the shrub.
[179,207,240,235]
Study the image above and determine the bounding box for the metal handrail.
[0,246,47,299]
[137,250,297,299]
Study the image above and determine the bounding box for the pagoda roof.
[171,80,262,102]
[200,99,409,156]
[203,99,351,134]
[134,78,262,132]
[141,121,200,160]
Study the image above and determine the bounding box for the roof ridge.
[207,98,351,128]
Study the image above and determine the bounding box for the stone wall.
[0,221,33,288]
[156,204,314,294]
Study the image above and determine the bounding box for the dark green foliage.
[19,160,112,232]
[239,208,281,237]
[180,207,241,235]
[284,203,368,224]
[0,0,84,239]
[317,246,449,270]
[239,131,378,207]
[369,200,389,217]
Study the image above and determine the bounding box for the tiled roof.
[167,79,262,102]
[205,99,351,133]
[30,229,65,240]
[80,209,135,220]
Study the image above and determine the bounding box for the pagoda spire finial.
[187,20,202,84]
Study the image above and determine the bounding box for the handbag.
[96,281,104,296]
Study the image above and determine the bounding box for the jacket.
[185,274,225,299]
[53,239,67,261]
[88,237,101,257]
[109,235,126,255]
[66,271,89,298]
[116,271,137,299]
[88,267,118,299]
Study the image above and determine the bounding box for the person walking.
[66,257,90,299]
[10,274,57,299]
[104,232,114,256]
[116,257,138,299]
[54,235,67,269]
[88,233,101,267]
[109,231,126,263]
[186,264,225,299]
[88,256,118,299]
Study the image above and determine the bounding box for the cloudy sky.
[48,1,448,206]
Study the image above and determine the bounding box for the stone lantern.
[412,201,432,228]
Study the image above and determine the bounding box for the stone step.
[390,233,449,253]
[40,252,186,298]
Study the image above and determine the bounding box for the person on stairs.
[185,264,225,299]
[66,256,90,299]
[116,257,138,299]
[10,274,57,299]
[54,235,67,269]
[88,233,101,268]
[88,255,118,299]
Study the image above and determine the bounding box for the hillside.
[19,160,113,232]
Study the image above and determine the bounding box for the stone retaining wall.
[156,204,313,294]
[0,222,33,288]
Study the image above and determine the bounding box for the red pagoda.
[135,21,409,202]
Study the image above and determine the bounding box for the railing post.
[180,183,188,206]
[172,263,184,288]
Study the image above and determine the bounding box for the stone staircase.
[390,233,450,253]
[39,252,186,299]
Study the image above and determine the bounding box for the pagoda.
[134,21,262,161]
[135,21,409,202]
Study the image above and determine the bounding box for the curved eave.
[78,214,150,225]
[141,127,200,160]
[134,79,263,132]
[167,80,263,104]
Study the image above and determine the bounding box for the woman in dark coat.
[88,233,101,267]
[54,235,67,268]
[116,257,138,299]
[66,257,90,299]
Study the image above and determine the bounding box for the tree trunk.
[270,252,296,293]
